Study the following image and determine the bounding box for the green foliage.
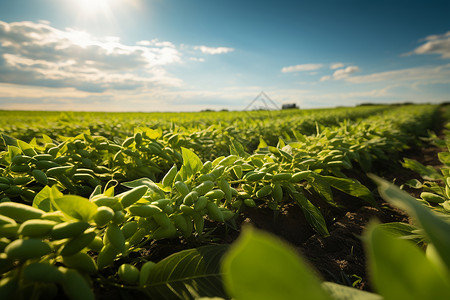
[0,104,442,299]
[142,245,228,299]
[219,178,450,300]
[221,227,330,300]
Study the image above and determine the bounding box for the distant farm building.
[281,103,298,110]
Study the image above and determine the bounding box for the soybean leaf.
[17,139,36,156]
[218,155,238,167]
[293,130,307,142]
[376,222,423,244]
[33,186,55,212]
[229,139,248,158]
[288,185,329,236]
[404,179,423,189]
[257,138,268,149]
[322,282,382,300]
[276,138,285,149]
[308,173,337,207]
[221,227,331,300]
[322,175,376,206]
[141,245,228,300]
[365,222,450,300]
[2,134,18,147]
[121,178,164,200]
[8,146,22,163]
[401,158,441,180]
[136,127,162,139]
[181,147,203,178]
[438,151,450,166]
[41,134,53,144]
[52,195,97,222]
[370,175,450,271]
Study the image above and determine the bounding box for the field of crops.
[1,104,449,300]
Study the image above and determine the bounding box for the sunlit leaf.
[322,282,382,300]
[322,175,375,205]
[370,175,450,271]
[221,227,330,300]
[32,186,54,212]
[288,186,329,236]
[52,195,97,222]
[366,222,450,300]
[141,245,228,299]
[181,147,203,178]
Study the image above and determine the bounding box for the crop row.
[1,105,391,157]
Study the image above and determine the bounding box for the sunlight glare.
[77,0,113,16]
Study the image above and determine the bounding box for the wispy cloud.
[320,65,359,81]
[193,46,235,55]
[281,63,323,73]
[347,64,450,84]
[330,62,344,69]
[333,66,359,79]
[406,31,450,59]
[0,20,182,92]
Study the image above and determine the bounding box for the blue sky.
[0,0,449,111]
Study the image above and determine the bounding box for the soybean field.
[1,104,449,300]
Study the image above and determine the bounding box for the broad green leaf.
[276,138,285,148]
[308,173,337,207]
[221,227,330,300]
[17,139,36,156]
[257,138,268,149]
[322,282,382,300]
[218,155,238,167]
[401,158,441,180]
[365,223,450,300]
[141,245,228,299]
[32,186,54,212]
[293,130,307,142]
[52,195,97,222]
[103,180,118,197]
[376,222,422,243]
[41,134,53,144]
[289,187,329,236]
[322,175,376,206]
[140,127,163,139]
[370,175,450,271]
[2,134,18,147]
[229,139,248,158]
[181,147,203,177]
[438,151,450,166]
[403,179,423,189]
[121,178,164,200]
[8,146,22,162]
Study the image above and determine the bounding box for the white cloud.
[137,39,176,48]
[330,62,344,69]
[193,46,235,55]
[347,64,450,84]
[0,20,182,92]
[332,66,360,79]
[189,57,205,62]
[320,66,359,81]
[281,64,323,73]
[406,31,450,59]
